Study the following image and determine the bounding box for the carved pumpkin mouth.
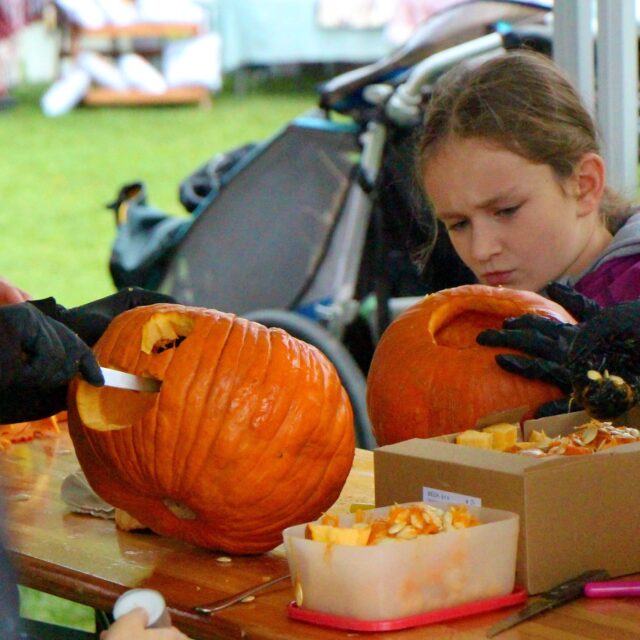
[434,310,506,347]
[76,382,158,431]
[141,312,195,354]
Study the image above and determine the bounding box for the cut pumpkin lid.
[76,381,158,431]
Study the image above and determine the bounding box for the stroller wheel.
[244,309,377,450]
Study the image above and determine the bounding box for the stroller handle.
[385,31,504,127]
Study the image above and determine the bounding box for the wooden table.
[1,425,639,639]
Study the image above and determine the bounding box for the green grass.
[0,76,318,306]
[19,587,95,631]
[6,73,319,629]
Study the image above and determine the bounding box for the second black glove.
[30,287,175,347]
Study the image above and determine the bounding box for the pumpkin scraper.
[486,569,610,637]
[99,367,161,393]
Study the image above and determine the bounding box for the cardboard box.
[374,408,640,594]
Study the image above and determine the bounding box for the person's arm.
[100,609,189,640]
[0,277,30,305]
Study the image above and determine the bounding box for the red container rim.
[287,585,528,632]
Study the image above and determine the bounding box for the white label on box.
[422,487,482,507]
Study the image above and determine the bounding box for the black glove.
[477,313,576,392]
[0,304,103,424]
[476,284,602,416]
[30,287,176,347]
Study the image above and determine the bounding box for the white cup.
[113,589,172,629]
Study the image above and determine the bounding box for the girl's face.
[422,136,610,292]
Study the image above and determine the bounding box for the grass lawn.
[6,72,320,631]
[0,75,319,307]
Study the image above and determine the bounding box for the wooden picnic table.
[1,423,639,639]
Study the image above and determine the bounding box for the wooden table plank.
[1,426,638,639]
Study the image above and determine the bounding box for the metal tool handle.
[193,574,291,614]
[543,569,610,604]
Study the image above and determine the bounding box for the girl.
[415,50,640,306]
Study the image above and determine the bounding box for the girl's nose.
[470,224,501,262]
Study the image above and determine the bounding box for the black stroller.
[107,0,553,449]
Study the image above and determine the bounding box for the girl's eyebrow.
[476,188,519,210]
[435,188,517,221]
[437,189,519,220]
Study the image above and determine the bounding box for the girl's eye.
[496,205,519,217]
[447,219,468,232]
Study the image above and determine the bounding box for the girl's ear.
[574,152,606,217]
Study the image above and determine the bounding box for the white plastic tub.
[283,502,519,621]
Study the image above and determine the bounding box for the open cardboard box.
[374,406,640,594]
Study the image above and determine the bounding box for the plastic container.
[283,501,519,621]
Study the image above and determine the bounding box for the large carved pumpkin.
[367,285,575,445]
[67,304,355,554]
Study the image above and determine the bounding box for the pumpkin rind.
[67,303,355,554]
[366,285,576,445]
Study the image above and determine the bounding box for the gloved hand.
[0,303,103,424]
[30,287,176,347]
[476,283,602,417]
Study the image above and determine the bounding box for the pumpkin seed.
[410,513,425,530]
[395,525,418,540]
[388,522,406,535]
[216,556,232,564]
[581,424,599,444]
[295,582,304,607]
[587,369,603,381]
[393,508,410,523]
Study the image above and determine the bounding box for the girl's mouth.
[483,271,514,286]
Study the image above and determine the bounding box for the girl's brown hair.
[415,51,631,265]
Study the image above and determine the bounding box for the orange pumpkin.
[366,285,576,445]
[67,303,355,554]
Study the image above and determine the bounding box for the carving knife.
[486,569,610,637]
[100,367,161,393]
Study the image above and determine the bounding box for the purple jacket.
[574,254,640,306]
[557,211,640,307]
